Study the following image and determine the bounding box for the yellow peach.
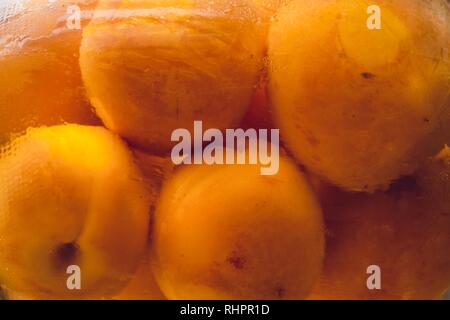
[0,124,152,299]
[80,0,266,154]
[152,154,325,299]
[268,0,450,191]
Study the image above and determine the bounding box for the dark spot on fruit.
[306,135,320,147]
[303,129,320,147]
[361,72,375,79]
[227,256,245,270]
[275,287,285,298]
[53,242,79,270]
[423,118,430,123]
